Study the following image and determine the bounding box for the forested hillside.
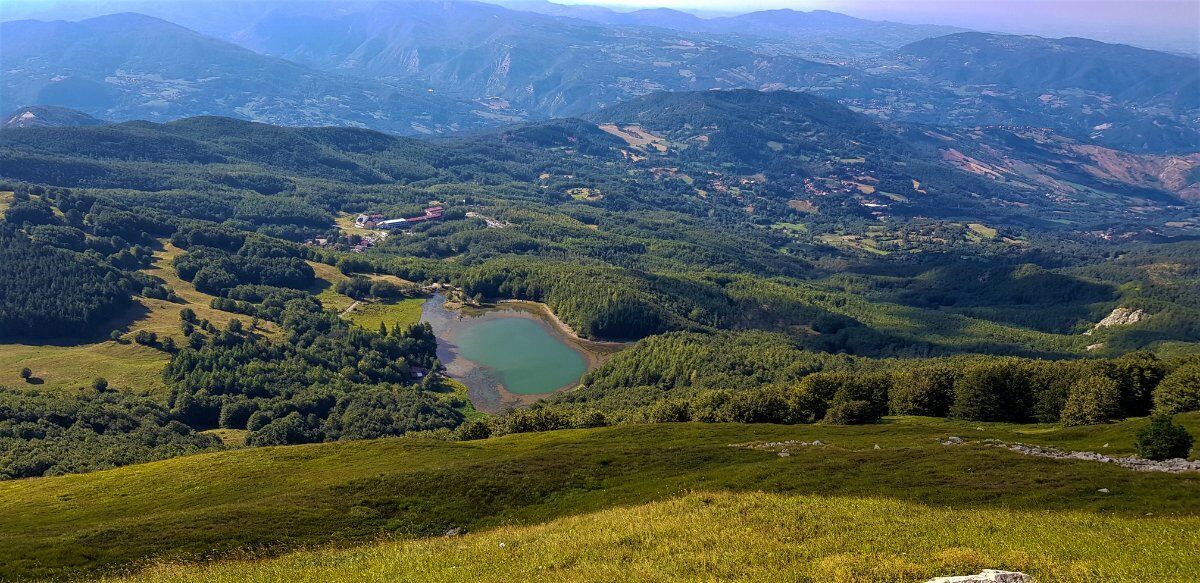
[0,90,1197,485]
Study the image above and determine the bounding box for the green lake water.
[422,294,590,410]
[454,317,587,395]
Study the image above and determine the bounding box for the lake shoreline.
[422,294,625,413]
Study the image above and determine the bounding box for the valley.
[0,1,1198,581]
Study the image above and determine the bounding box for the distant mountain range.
[0,13,497,133]
[1,2,1196,154]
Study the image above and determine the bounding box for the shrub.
[648,399,691,423]
[218,399,258,430]
[19,368,31,382]
[502,407,572,434]
[823,400,879,425]
[246,412,323,446]
[1135,415,1194,460]
[689,390,733,423]
[453,419,492,441]
[92,377,108,392]
[1153,364,1200,415]
[721,389,792,424]
[889,365,955,417]
[1060,376,1122,426]
[246,410,273,432]
[133,330,158,346]
[573,410,608,428]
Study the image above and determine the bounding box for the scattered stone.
[989,442,1200,473]
[1102,443,1109,448]
[1098,488,1109,493]
[499,542,506,548]
[811,440,824,446]
[778,451,791,457]
[874,444,881,450]
[925,569,1032,583]
[730,440,825,452]
[445,527,465,537]
[941,436,965,445]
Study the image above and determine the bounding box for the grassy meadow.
[112,490,1200,583]
[345,298,426,331]
[1,415,1196,580]
[0,242,278,395]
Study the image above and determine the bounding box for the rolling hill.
[0,13,493,133]
[1,416,1197,580]
[222,1,844,119]
[891,32,1200,153]
[2,105,104,129]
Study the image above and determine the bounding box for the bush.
[689,390,733,423]
[573,409,608,428]
[1060,376,1122,426]
[92,377,108,392]
[829,372,889,420]
[502,407,572,434]
[246,410,273,432]
[218,399,258,430]
[246,412,323,446]
[721,389,792,424]
[453,419,492,441]
[1135,415,1194,460]
[889,365,955,417]
[823,400,880,425]
[648,399,691,423]
[1153,364,1200,415]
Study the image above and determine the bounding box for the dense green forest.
[0,97,1197,479]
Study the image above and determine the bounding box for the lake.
[422,294,616,412]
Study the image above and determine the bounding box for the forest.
[0,105,1197,479]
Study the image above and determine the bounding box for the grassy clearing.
[345,298,426,330]
[333,213,383,238]
[113,489,1200,583]
[0,191,12,214]
[1,415,1197,580]
[139,243,278,340]
[0,242,276,395]
[968,223,999,239]
[0,341,167,394]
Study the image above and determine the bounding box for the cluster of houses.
[354,206,445,230]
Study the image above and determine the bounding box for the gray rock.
[924,569,1033,583]
[445,527,465,537]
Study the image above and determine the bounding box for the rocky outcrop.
[1084,307,1147,335]
[925,570,1032,583]
[986,441,1200,473]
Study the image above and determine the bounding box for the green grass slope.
[2,415,1198,580]
[116,490,1198,582]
